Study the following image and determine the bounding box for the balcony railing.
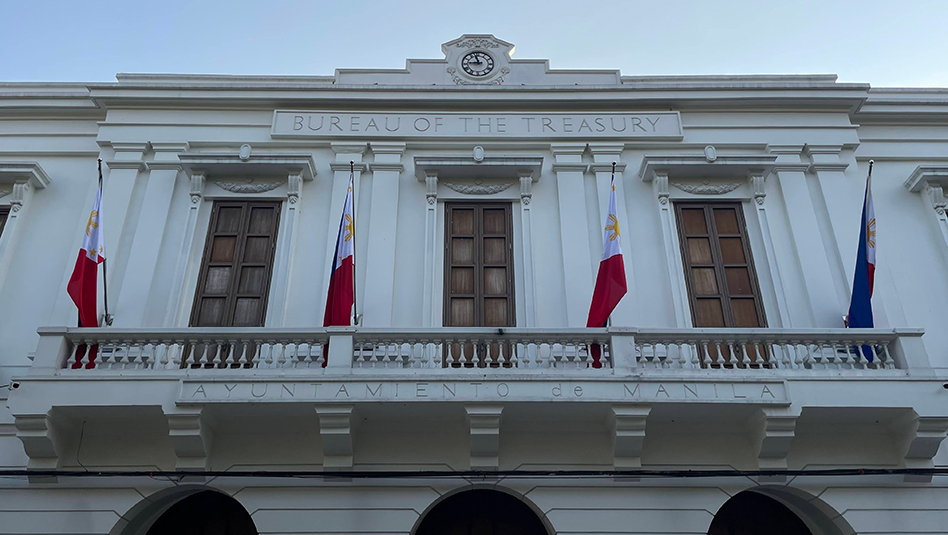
[28,326,929,376]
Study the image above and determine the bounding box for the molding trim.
[330,162,368,173]
[178,152,316,181]
[367,162,404,173]
[552,163,589,173]
[671,181,743,195]
[639,154,776,182]
[104,160,146,171]
[0,189,10,199]
[212,180,283,194]
[591,162,628,173]
[144,162,183,172]
[904,165,948,192]
[443,182,514,195]
[0,162,52,189]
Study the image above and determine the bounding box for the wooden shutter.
[0,207,8,238]
[675,202,766,328]
[190,201,281,328]
[444,203,515,327]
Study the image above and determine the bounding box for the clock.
[461,51,494,77]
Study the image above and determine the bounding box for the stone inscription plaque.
[271,111,683,139]
[179,379,788,404]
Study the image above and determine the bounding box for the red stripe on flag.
[586,254,627,369]
[67,250,99,368]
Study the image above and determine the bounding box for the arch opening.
[709,491,812,535]
[415,489,548,535]
[113,487,257,535]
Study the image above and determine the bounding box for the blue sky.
[2,0,946,86]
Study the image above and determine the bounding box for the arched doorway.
[709,491,811,535]
[114,488,257,535]
[416,489,548,535]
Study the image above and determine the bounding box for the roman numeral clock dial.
[461,51,494,77]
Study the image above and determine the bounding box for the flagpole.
[98,159,113,326]
[350,161,359,326]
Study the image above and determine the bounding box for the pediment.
[334,34,621,87]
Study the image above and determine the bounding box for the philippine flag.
[323,171,355,330]
[586,172,628,367]
[847,169,875,330]
[67,169,106,367]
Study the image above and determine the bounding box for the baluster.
[433,341,443,368]
[869,343,880,367]
[800,343,813,369]
[882,344,895,369]
[714,343,724,368]
[446,341,456,367]
[472,342,480,368]
[302,343,313,367]
[701,342,712,368]
[484,343,493,368]
[185,342,197,368]
[223,342,235,368]
[169,342,181,369]
[740,342,751,368]
[496,342,506,367]
[315,343,326,368]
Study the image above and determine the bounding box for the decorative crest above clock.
[441,34,515,86]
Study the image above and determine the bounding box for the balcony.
[9,325,943,475]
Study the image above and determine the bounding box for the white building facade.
[1,35,947,534]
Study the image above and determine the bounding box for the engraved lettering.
[552,383,562,397]
[330,116,342,131]
[731,384,746,399]
[336,384,350,398]
[496,117,506,133]
[542,117,555,132]
[595,118,606,132]
[497,383,509,397]
[631,117,645,132]
[683,384,699,398]
[416,382,428,397]
[471,382,483,396]
[578,119,592,132]
[656,384,670,397]
[562,118,573,132]
[293,115,304,130]
[434,117,444,132]
[647,116,661,131]
[350,116,360,131]
[522,117,535,132]
[384,117,400,132]
[311,383,322,395]
[574,386,583,397]
[251,383,268,398]
[414,117,431,132]
[366,118,379,131]
[281,384,295,398]
[308,115,324,131]
[224,384,237,398]
[624,383,640,397]
[443,383,456,397]
[611,117,626,132]
[761,385,776,398]
[366,383,382,397]
[460,117,474,132]
[478,118,491,132]
[192,385,206,398]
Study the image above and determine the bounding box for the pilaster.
[116,143,188,327]
[750,173,791,327]
[323,143,367,325]
[589,143,635,326]
[770,145,840,327]
[519,170,537,327]
[904,166,948,267]
[804,145,854,308]
[610,405,650,469]
[422,170,439,326]
[364,142,406,327]
[102,142,148,307]
[551,143,592,327]
[654,171,692,327]
[315,404,355,468]
[466,405,503,471]
[267,167,306,326]
[0,181,34,292]
[164,171,206,326]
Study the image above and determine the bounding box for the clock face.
[461,51,494,77]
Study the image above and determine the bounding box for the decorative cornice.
[105,160,146,171]
[443,182,514,195]
[370,142,407,155]
[772,163,810,173]
[330,162,368,172]
[150,142,190,153]
[0,189,11,199]
[590,162,627,173]
[177,153,316,181]
[144,162,183,172]
[0,162,52,189]
[671,181,743,195]
[212,181,282,194]
[108,142,149,153]
[808,163,849,173]
[904,165,948,192]
[454,38,503,49]
[639,154,776,182]
[330,142,368,155]
[551,163,589,173]
[367,162,404,173]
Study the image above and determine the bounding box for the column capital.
[653,171,670,205]
[108,141,150,154]
[189,172,205,204]
[370,142,407,155]
[590,162,627,173]
[519,173,533,205]
[425,172,438,206]
[588,142,624,158]
[550,142,587,155]
[750,174,767,205]
[330,162,368,172]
